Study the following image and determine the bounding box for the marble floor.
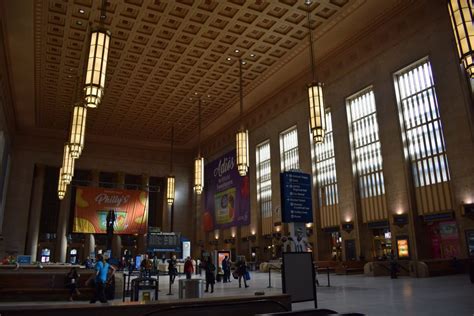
[1,271,473,316]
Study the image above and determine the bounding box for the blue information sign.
[16,255,32,265]
[280,171,313,223]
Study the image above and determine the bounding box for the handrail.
[398,262,409,272]
[143,298,290,316]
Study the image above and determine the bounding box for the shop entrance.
[330,231,342,261]
[371,228,392,260]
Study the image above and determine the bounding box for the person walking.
[90,254,110,303]
[184,256,194,279]
[204,257,216,293]
[236,258,249,288]
[168,254,178,284]
[389,250,398,279]
[222,256,230,283]
[66,267,81,301]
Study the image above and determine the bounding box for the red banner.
[73,186,148,235]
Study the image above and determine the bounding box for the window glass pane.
[394,59,450,187]
[257,141,272,218]
[280,126,299,171]
[314,112,339,207]
[347,89,385,198]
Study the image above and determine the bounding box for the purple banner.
[203,149,250,232]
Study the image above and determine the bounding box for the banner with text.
[203,149,250,232]
[281,171,313,223]
[73,186,148,234]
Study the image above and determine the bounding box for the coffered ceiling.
[3,0,402,148]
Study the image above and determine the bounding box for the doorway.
[371,228,391,260]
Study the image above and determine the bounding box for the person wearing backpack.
[204,257,216,293]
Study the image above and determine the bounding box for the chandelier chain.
[198,98,201,156]
[306,4,316,82]
[239,59,244,127]
[170,123,174,173]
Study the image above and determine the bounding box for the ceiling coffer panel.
[35,0,355,144]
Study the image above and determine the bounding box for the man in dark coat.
[204,257,216,293]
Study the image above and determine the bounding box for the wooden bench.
[314,261,338,273]
[423,259,467,277]
[0,269,95,301]
[335,261,365,275]
[364,260,410,277]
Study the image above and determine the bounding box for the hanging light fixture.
[69,102,87,159]
[84,28,111,108]
[166,176,175,205]
[236,55,249,177]
[305,0,326,144]
[194,98,204,195]
[58,168,67,200]
[61,143,75,184]
[166,124,176,205]
[448,0,474,78]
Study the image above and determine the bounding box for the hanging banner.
[73,186,148,235]
[203,149,250,232]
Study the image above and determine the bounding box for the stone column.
[112,172,125,258]
[55,188,72,263]
[84,170,99,258]
[26,164,45,261]
[137,174,149,254]
[84,234,95,260]
[162,177,170,232]
[193,189,200,258]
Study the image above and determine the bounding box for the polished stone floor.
[1,271,473,315]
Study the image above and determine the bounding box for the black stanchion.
[327,267,330,287]
[267,268,272,288]
[122,272,127,302]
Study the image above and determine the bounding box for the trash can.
[178,279,204,299]
[131,277,158,302]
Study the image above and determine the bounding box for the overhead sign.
[147,232,181,252]
[280,171,313,223]
[423,212,454,222]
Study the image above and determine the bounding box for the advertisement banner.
[73,186,148,235]
[203,149,250,231]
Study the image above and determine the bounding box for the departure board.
[147,232,181,252]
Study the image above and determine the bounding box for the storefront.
[368,221,391,260]
[426,220,461,259]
